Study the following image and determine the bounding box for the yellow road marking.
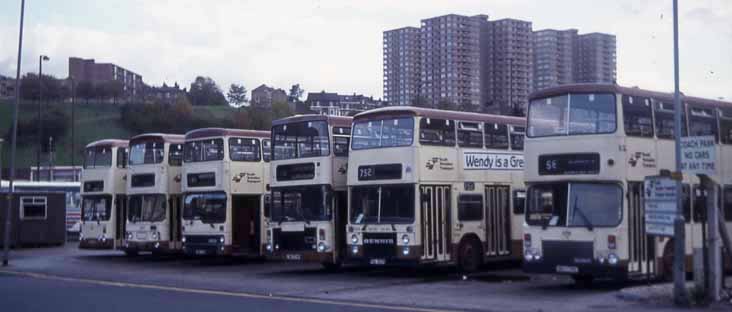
[0,270,458,312]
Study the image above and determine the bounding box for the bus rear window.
[622,95,653,137]
[352,117,414,150]
[420,118,455,146]
[129,140,164,165]
[272,121,330,160]
[527,93,616,137]
[229,138,261,162]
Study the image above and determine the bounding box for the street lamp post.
[70,78,76,181]
[36,54,49,181]
[4,0,25,267]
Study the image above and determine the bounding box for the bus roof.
[85,139,128,149]
[129,133,185,145]
[185,128,270,140]
[272,114,352,128]
[353,106,526,126]
[1,180,80,188]
[530,83,732,109]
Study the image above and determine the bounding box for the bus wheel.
[458,239,482,273]
[661,240,674,281]
[124,250,138,257]
[321,261,342,271]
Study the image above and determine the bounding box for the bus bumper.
[345,245,422,267]
[523,259,628,279]
[79,238,115,249]
[182,235,228,256]
[267,250,333,263]
[123,240,179,253]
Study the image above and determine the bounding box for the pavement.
[1,243,730,312]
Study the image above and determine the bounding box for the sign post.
[680,135,720,301]
[644,176,678,237]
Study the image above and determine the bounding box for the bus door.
[484,185,511,257]
[115,194,126,242]
[168,195,181,244]
[627,182,655,275]
[232,195,261,254]
[334,191,348,261]
[420,185,451,262]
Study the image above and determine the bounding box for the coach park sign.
[680,136,717,176]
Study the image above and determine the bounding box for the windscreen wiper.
[572,196,594,231]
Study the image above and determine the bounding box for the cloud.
[0,0,729,100]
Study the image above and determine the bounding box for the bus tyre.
[124,250,138,257]
[458,239,482,273]
[661,240,674,281]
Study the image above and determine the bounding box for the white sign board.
[680,136,717,175]
[463,152,524,170]
[644,176,678,237]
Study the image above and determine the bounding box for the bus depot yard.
[1,243,728,312]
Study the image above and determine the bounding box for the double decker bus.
[122,133,185,255]
[346,107,526,271]
[522,84,732,282]
[265,115,352,269]
[181,128,271,257]
[79,139,129,249]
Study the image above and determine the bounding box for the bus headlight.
[608,253,618,265]
[524,250,533,262]
[219,236,225,244]
[317,242,327,252]
[266,243,273,252]
[402,246,410,256]
[275,244,280,251]
[401,234,410,245]
[351,245,359,255]
[127,232,133,240]
[351,234,358,245]
[181,236,186,243]
[152,232,159,240]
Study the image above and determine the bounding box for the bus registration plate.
[556,265,579,274]
[195,249,207,255]
[369,258,386,265]
[286,254,302,261]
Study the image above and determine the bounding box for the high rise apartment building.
[383,27,421,106]
[484,18,533,115]
[68,57,143,96]
[533,30,616,91]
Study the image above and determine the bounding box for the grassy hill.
[0,99,239,169]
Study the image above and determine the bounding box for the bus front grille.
[362,233,396,259]
[273,228,317,251]
[542,240,593,265]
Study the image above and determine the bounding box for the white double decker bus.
[346,107,526,271]
[522,84,732,282]
[181,128,271,257]
[266,115,352,269]
[122,133,185,255]
[79,139,129,250]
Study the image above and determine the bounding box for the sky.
[0,0,730,101]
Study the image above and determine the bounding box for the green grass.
[1,100,133,168]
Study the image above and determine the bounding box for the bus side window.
[682,184,691,223]
[262,139,272,162]
[116,148,128,168]
[654,101,688,139]
[485,123,508,149]
[513,190,526,214]
[692,186,707,223]
[622,95,653,137]
[419,118,456,146]
[457,194,483,221]
[718,110,732,145]
[169,144,183,166]
[457,122,483,148]
[688,105,718,142]
[510,126,525,151]
[724,186,732,222]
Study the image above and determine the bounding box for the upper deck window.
[420,118,455,146]
[169,144,183,166]
[527,93,616,137]
[129,140,165,165]
[720,108,732,145]
[84,146,113,169]
[688,105,718,142]
[484,123,508,149]
[622,95,653,137]
[510,126,525,151]
[184,139,224,162]
[273,120,330,160]
[116,147,128,169]
[352,117,414,150]
[457,122,483,148]
[262,139,272,162]
[229,138,261,162]
[654,101,688,139]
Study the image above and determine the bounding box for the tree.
[272,101,293,120]
[227,83,248,108]
[19,73,66,101]
[105,80,125,104]
[76,81,95,104]
[188,76,227,106]
[288,84,304,101]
